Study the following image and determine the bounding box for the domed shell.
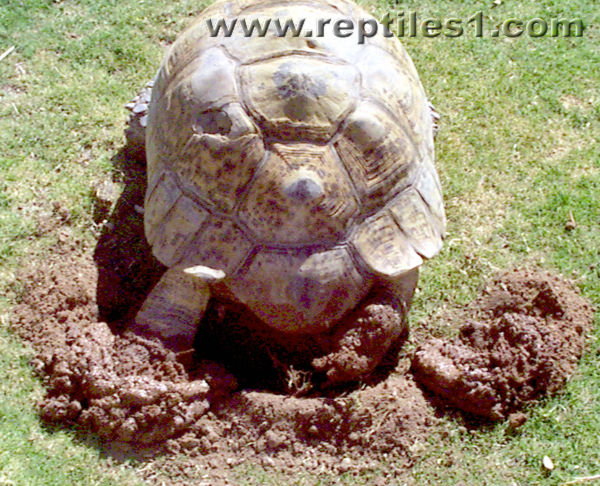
[144,0,445,278]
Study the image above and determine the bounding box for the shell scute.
[352,211,423,277]
[240,56,359,141]
[238,144,358,245]
[145,171,181,247]
[355,46,431,155]
[389,188,443,259]
[151,195,210,267]
[177,218,254,275]
[184,47,239,108]
[227,246,369,333]
[334,102,419,212]
[173,111,265,213]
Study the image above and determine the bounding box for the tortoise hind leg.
[133,267,210,357]
[312,269,418,385]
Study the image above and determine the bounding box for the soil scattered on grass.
[12,253,435,481]
[12,254,594,483]
[9,153,594,484]
[412,269,593,420]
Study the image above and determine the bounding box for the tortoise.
[128,0,445,384]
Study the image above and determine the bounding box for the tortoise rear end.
[132,0,445,383]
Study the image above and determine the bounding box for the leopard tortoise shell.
[132,0,445,382]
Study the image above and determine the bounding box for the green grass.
[0,319,144,485]
[1,0,599,484]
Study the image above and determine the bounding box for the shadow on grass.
[92,146,165,329]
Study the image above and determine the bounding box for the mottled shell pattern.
[145,0,445,332]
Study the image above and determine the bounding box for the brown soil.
[12,252,433,480]
[412,269,594,420]
[9,150,594,484]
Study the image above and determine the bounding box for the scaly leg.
[133,267,210,357]
[312,269,418,385]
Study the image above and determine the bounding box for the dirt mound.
[13,256,234,444]
[12,255,594,483]
[412,269,594,420]
[12,254,434,479]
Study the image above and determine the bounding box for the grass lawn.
[1,0,598,484]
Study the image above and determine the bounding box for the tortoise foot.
[312,296,405,385]
[133,268,209,356]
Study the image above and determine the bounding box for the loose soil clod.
[412,269,593,420]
